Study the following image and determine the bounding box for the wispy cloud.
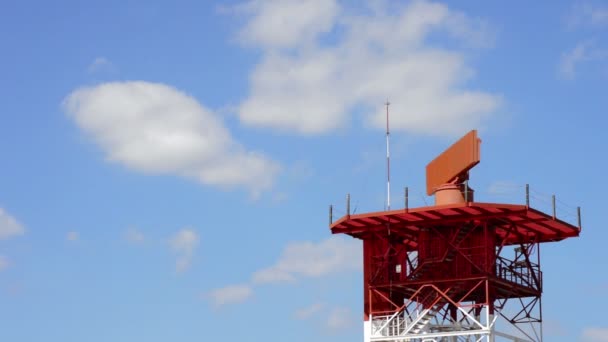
[294,302,325,320]
[207,284,253,307]
[486,180,524,196]
[169,228,199,273]
[252,236,361,284]
[0,255,9,271]
[123,227,145,244]
[558,41,608,79]
[207,237,361,308]
[66,231,79,242]
[581,327,608,341]
[64,81,281,196]
[87,57,114,74]
[293,302,356,332]
[568,2,608,29]
[542,319,569,337]
[235,0,500,136]
[0,208,25,240]
[326,307,356,331]
[561,3,608,79]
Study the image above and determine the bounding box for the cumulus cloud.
[63,81,280,195]
[252,236,361,284]
[207,284,253,307]
[169,228,199,273]
[581,327,608,342]
[0,208,25,240]
[124,227,145,244]
[237,0,340,48]
[236,0,500,136]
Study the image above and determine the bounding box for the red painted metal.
[330,130,580,332]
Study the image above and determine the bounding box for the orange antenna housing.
[425,130,480,196]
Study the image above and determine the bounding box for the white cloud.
[326,307,355,331]
[209,237,360,308]
[294,302,325,320]
[0,255,9,271]
[124,227,145,244]
[66,231,79,242]
[64,81,280,195]
[169,228,199,273]
[237,0,340,48]
[581,327,608,342]
[87,57,113,73]
[559,43,587,79]
[237,0,500,136]
[558,41,608,79]
[207,284,253,307]
[0,208,25,240]
[568,3,608,29]
[252,236,361,284]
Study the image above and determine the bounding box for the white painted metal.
[363,305,538,342]
[364,320,371,342]
[385,100,390,210]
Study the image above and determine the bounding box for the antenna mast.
[385,100,391,210]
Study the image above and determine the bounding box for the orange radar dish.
[426,130,481,195]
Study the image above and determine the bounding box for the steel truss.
[364,222,544,342]
[367,281,540,342]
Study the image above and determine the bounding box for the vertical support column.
[486,278,495,342]
[526,184,530,207]
[363,320,371,342]
[329,205,333,225]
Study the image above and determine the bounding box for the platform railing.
[332,183,582,230]
[496,256,542,290]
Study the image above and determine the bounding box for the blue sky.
[0,0,606,341]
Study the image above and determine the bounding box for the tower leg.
[364,320,371,342]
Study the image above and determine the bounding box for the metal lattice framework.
[329,130,580,342]
[331,202,580,341]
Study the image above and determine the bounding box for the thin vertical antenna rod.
[386,100,391,210]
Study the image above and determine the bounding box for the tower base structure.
[331,202,579,342]
[365,280,543,342]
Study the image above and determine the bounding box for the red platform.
[331,202,580,245]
